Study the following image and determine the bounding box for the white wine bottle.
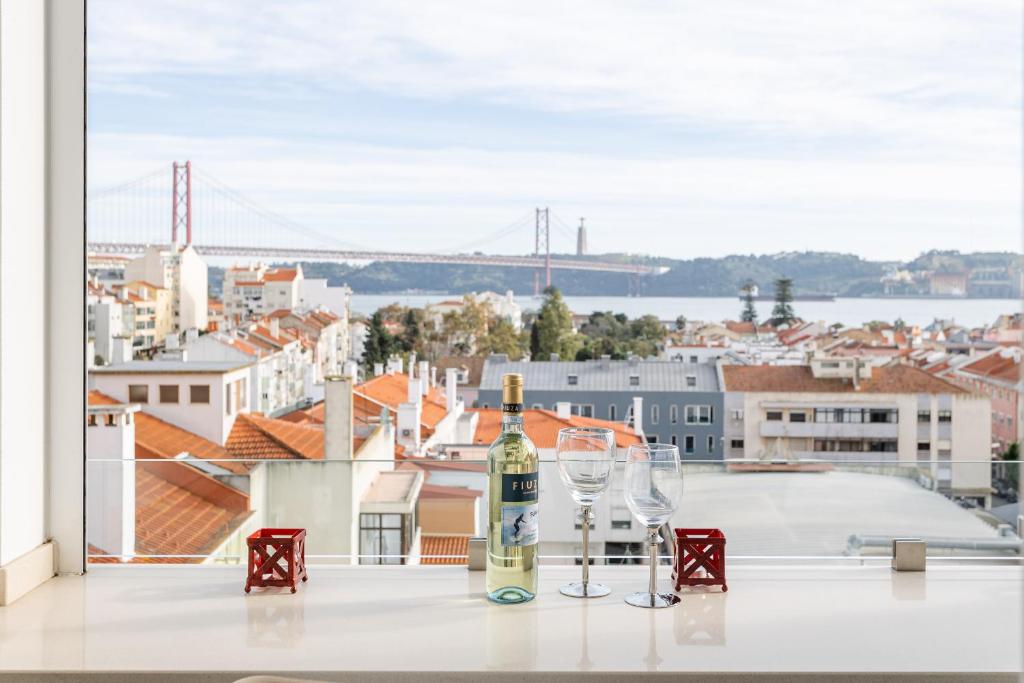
[486,373,539,603]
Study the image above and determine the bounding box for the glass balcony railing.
[84,456,1022,565]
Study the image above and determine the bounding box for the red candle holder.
[672,528,727,592]
[245,528,308,594]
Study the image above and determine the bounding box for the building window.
[225,384,234,415]
[669,405,678,424]
[789,412,807,423]
[159,385,179,404]
[730,439,744,449]
[359,512,412,565]
[531,403,544,409]
[128,384,149,403]
[685,375,697,388]
[571,404,594,418]
[917,442,930,451]
[917,410,931,423]
[629,374,640,387]
[868,409,897,424]
[766,411,783,421]
[646,434,659,443]
[689,355,698,363]
[707,435,715,453]
[670,434,678,446]
[684,435,695,454]
[608,404,617,421]
[937,410,952,423]
[651,404,659,424]
[567,374,578,386]
[190,384,210,404]
[685,405,713,424]
[610,520,632,530]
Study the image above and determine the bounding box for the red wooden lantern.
[672,528,727,592]
[245,528,308,594]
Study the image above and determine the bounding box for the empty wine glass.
[623,443,683,608]
[556,426,616,598]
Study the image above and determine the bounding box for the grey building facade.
[478,356,724,460]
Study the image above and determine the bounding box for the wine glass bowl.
[555,427,616,598]
[623,443,683,609]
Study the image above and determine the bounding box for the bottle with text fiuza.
[486,373,539,603]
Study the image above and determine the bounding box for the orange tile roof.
[420,535,469,565]
[234,280,264,287]
[216,336,264,358]
[227,413,325,460]
[721,364,967,394]
[251,325,298,347]
[264,268,299,282]
[959,351,1021,384]
[358,374,448,428]
[469,408,643,449]
[419,482,483,499]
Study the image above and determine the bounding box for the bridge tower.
[576,217,587,256]
[534,207,550,296]
[171,161,192,246]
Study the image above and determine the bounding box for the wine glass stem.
[581,505,591,588]
[647,527,658,595]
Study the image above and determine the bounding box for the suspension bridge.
[87,162,664,293]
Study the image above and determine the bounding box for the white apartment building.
[299,278,352,320]
[270,308,350,383]
[87,282,133,365]
[349,319,368,362]
[124,244,208,332]
[222,263,304,321]
[426,290,523,332]
[719,358,993,503]
[91,360,252,445]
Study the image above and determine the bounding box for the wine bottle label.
[501,504,538,546]
[502,472,538,502]
[501,402,522,414]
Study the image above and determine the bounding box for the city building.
[426,291,523,332]
[949,346,1021,454]
[719,359,993,503]
[268,308,350,382]
[434,356,485,407]
[114,280,174,348]
[222,263,304,321]
[929,271,968,297]
[478,356,723,458]
[123,244,208,332]
[90,360,253,446]
[298,278,352,320]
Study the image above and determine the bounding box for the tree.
[675,315,687,331]
[361,311,395,371]
[534,287,581,360]
[441,295,489,356]
[398,308,424,354]
[770,277,796,326]
[528,321,541,359]
[740,281,757,323]
[478,319,529,360]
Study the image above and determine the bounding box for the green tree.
[398,308,424,354]
[534,287,580,360]
[441,295,490,355]
[478,319,529,360]
[675,315,687,331]
[361,311,395,371]
[740,281,757,323]
[770,277,796,326]
[528,321,541,359]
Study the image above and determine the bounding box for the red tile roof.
[420,535,469,565]
[721,364,967,394]
[469,408,643,449]
[264,268,299,282]
[227,413,325,460]
[358,374,448,428]
[959,350,1021,384]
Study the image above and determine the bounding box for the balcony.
[759,421,899,439]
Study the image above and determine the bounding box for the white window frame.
[650,404,659,425]
[685,404,713,424]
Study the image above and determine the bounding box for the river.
[348,294,1020,329]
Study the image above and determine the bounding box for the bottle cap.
[502,373,524,405]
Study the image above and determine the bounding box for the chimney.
[324,375,353,460]
[112,336,133,364]
[555,402,571,419]
[632,396,644,434]
[86,405,138,561]
[397,401,422,454]
[407,364,421,403]
[409,352,417,372]
[418,360,430,396]
[445,367,459,414]
[373,362,384,376]
[268,318,280,339]
[852,357,861,391]
[600,354,611,370]
[431,366,438,388]
[343,360,358,380]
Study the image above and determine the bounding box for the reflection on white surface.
[246,591,306,648]
[675,589,727,646]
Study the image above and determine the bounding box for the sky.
[87,0,1022,260]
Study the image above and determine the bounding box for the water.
[349,294,1019,329]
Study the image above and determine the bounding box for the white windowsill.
[0,565,1019,681]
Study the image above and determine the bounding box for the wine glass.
[623,443,683,608]
[555,426,616,598]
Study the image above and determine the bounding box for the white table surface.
[0,564,1020,681]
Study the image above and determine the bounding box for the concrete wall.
[0,0,47,567]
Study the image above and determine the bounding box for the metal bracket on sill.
[467,537,486,571]
[891,538,926,572]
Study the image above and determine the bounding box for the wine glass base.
[559,581,612,598]
[624,591,681,608]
